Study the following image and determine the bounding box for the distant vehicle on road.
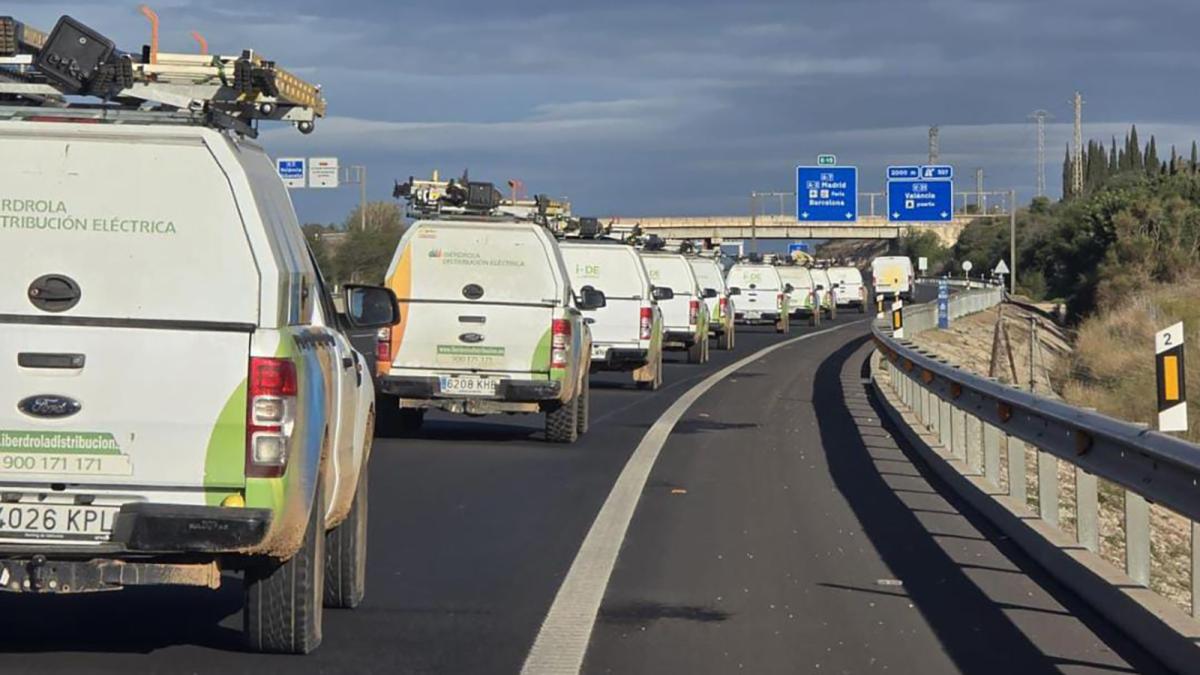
[828,266,868,313]
[640,252,712,364]
[726,263,793,333]
[561,240,667,389]
[687,255,737,350]
[810,268,837,315]
[776,266,817,318]
[377,208,603,444]
[871,256,915,301]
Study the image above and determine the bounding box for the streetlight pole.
[749,193,758,254]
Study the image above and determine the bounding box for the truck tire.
[718,325,734,350]
[687,338,704,364]
[243,482,325,654]
[545,394,580,443]
[576,375,591,436]
[324,466,368,609]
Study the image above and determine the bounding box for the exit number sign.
[817,154,837,166]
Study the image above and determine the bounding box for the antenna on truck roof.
[0,13,325,137]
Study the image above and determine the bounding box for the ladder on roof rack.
[395,171,576,234]
[0,14,325,136]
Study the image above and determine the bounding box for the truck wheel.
[243,482,325,654]
[545,394,580,443]
[576,375,591,436]
[687,339,704,364]
[397,408,425,434]
[325,466,368,609]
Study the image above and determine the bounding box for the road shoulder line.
[520,320,868,675]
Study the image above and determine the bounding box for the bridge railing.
[872,288,1200,642]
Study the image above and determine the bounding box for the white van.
[561,241,667,389]
[0,121,395,653]
[872,256,915,301]
[828,266,868,312]
[726,263,792,333]
[640,252,711,364]
[378,218,601,443]
[688,256,737,350]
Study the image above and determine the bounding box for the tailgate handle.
[458,315,486,324]
[18,353,86,369]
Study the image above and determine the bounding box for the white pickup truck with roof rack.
[560,237,667,389]
[726,260,792,333]
[639,247,711,364]
[827,265,868,312]
[0,14,394,654]
[687,252,737,350]
[376,174,603,443]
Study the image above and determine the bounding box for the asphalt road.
[0,298,1169,674]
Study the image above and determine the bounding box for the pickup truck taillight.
[689,299,699,326]
[376,327,392,376]
[246,357,297,479]
[719,296,728,317]
[639,307,653,340]
[551,319,571,369]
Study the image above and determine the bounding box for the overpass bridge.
[607,213,971,246]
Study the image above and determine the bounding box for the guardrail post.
[1075,469,1099,553]
[925,388,937,434]
[983,423,1001,488]
[1193,523,1200,619]
[951,407,968,462]
[1126,492,1150,586]
[938,398,952,450]
[1038,450,1059,528]
[1007,436,1026,505]
[915,380,926,426]
[966,414,983,475]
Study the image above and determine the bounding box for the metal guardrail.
[874,288,1200,613]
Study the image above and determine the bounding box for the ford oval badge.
[18,395,82,419]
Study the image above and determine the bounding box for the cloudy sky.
[16,0,1200,224]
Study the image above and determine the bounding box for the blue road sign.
[888,166,920,180]
[888,178,953,222]
[788,242,811,256]
[796,166,857,222]
[920,165,954,179]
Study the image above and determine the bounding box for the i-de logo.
[576,264,601,277]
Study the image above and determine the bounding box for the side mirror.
[815,284,825,291]
[784,283,795,293]
[703,288,719,299]
[579,285,607,310]
[344,285,400,329]
[728,287,742,296]
[652,286,675,301]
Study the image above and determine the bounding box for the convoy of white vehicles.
[0,11,913,658]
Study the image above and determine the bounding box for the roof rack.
[0,13,325,137]
[394,170,581,235]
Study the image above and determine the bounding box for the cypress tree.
[1109,137,1118,175]
[1191,141,1197,173]
[1146,136,1159,175]
[1130,125,1142,170]
[1170,145,1178,175]
[1120,133,1132,171]
[1062,144,1073,199]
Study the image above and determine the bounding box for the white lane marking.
[521,320,869,675]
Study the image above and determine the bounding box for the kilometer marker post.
[1156,322,1187,432]
[891,299,904,339]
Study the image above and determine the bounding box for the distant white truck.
[828,266,868,313]
[871,256,915,301]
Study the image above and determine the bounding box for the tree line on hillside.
[303,201,407,286]
[1062,125,1200,199]
[904,125,1200,320]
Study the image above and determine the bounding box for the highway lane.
[582,325,1167,674]
[0,313,858,674]
[0,297,1165,673]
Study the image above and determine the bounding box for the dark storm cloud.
[13,0,1200,221]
